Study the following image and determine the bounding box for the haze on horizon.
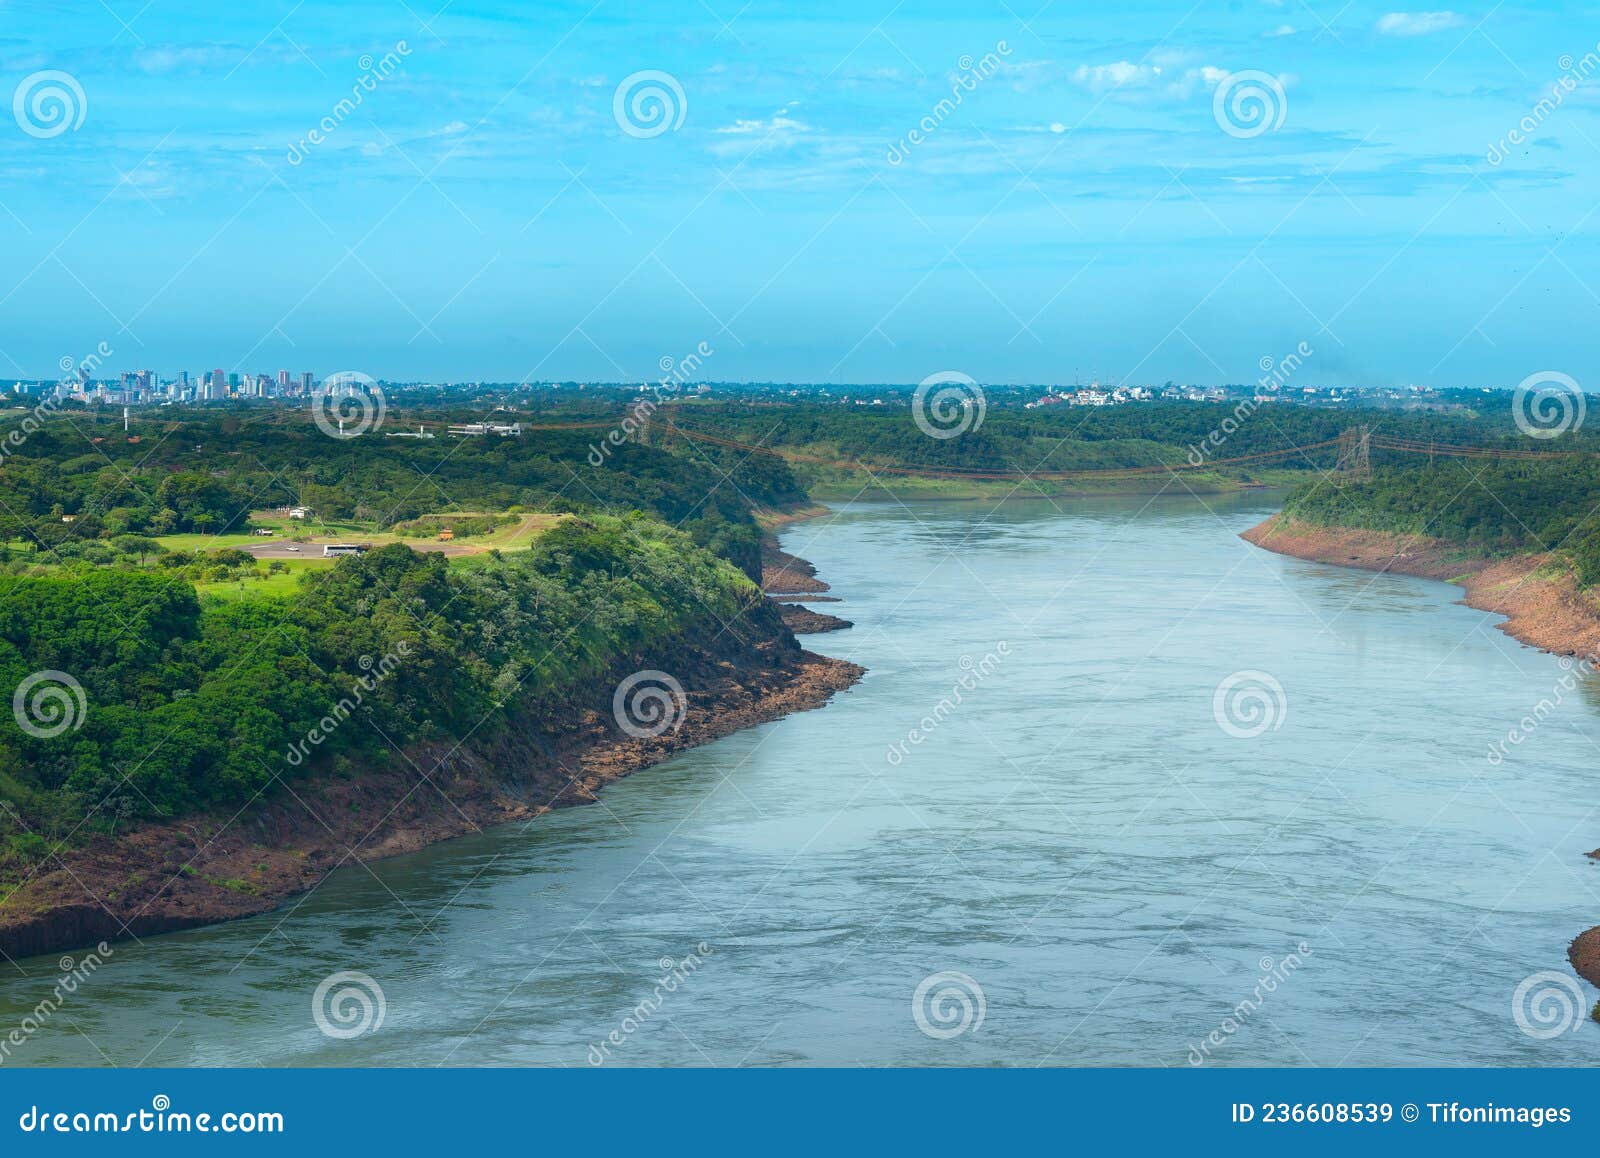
[1,0,1596,390]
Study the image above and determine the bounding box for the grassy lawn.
[156,531,267,552]
[20,511,571,607]
[157,514,370,553]
[384,512,568,553]
[194,557,330,602]
[451,512,566,551]
[188,513,569,602]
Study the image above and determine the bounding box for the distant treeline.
[662,400,1525,475]
[0,410,805,580]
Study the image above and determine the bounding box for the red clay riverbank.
[1241,515,1600,658]
[1242,514,1600,992]
[0,643,863,963]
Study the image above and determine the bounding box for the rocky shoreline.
[762,540,832,596]
[1242,514,1600,994]
[0,582,864,963]
[776,603,853,634]
[762,533,854,634]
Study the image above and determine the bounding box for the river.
[3,493,1597,1066]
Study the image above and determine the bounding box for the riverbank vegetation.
[0,514,783,876]
[1281,458,1600,587]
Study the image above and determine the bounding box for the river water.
[4,493,1599,1066]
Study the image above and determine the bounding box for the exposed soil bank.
[0,643,863,964]
[762,540,831,595]
[777,603,853,634]
[758,511,852,633]
[1243,514,1600,991]
[1573,917,1600,990]
[1241,515,1600,658]
[1578,843,1600,988]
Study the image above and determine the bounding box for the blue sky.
[1,0,1597,387]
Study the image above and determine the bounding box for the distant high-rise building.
[228,372,239,390]
[213,367,225,390]
[301,372,314,392]
[278,370,290,389]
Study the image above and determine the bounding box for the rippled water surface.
[5,493,1599,1066]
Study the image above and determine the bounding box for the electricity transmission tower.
[1334,426,1372,481]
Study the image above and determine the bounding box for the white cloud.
[713,115,808,135]
[1073,60,1156,92]
[1071,59,1229,100]
[1376,11,1464,36]
[707,113,813,158]
[1265,24,1297,38]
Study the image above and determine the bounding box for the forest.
[0,405,809,874]
[657,396,1539,478]
[1282,456,1600,586]
[0,515,783,862]
[0,410,803,581]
